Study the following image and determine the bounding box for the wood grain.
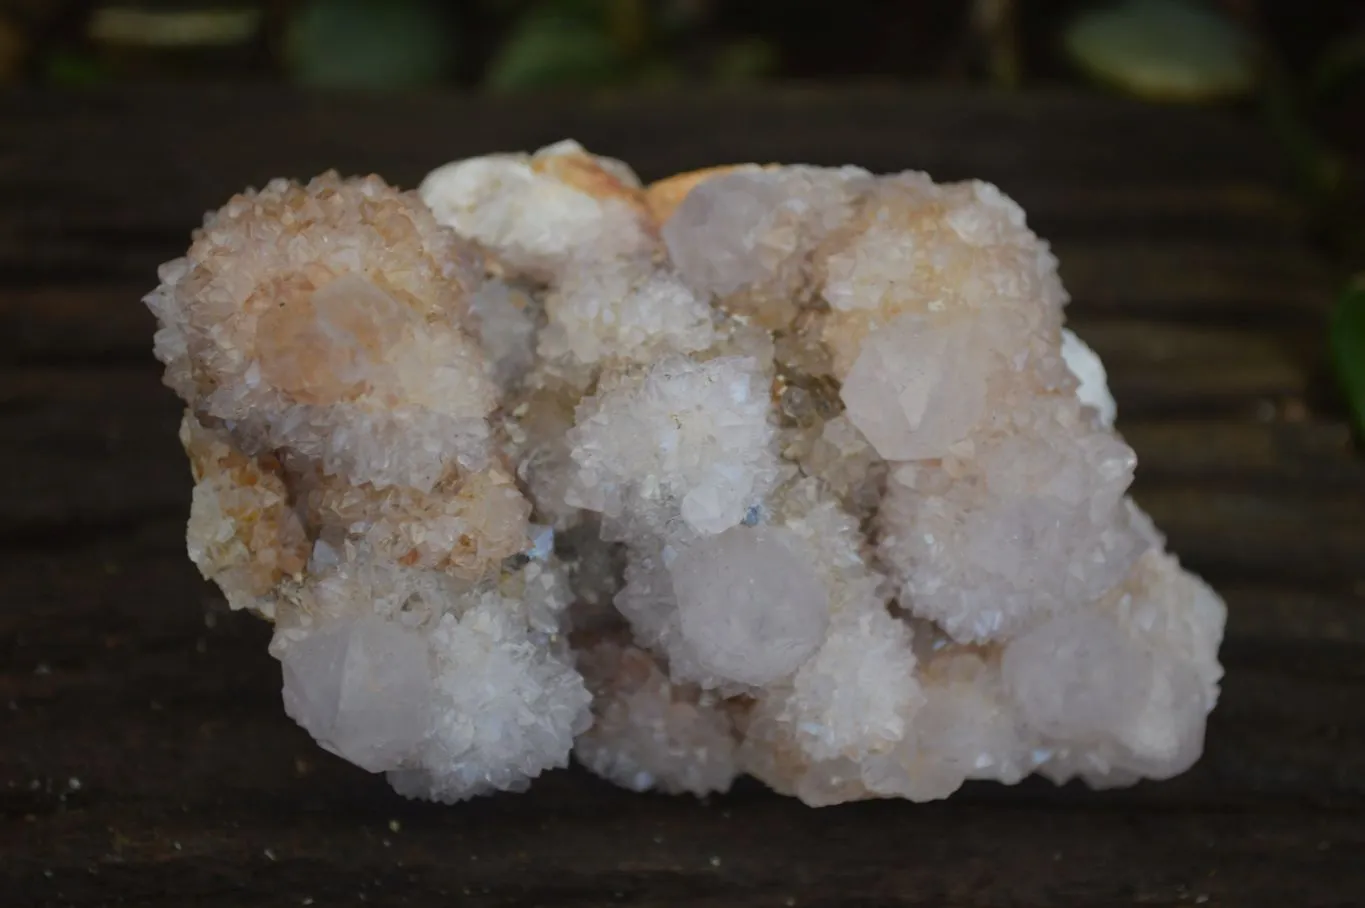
[0,87,1361,908]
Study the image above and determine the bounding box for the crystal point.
[280,616,433,773]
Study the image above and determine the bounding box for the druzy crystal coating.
[147,142,1225,806]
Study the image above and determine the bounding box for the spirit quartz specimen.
[146,141,1225,806]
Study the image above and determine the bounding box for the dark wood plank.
[0,285,158,364]
[1136,484,1365,584]
[0,367,186,534]
[1075,319,1312,413]
[1123,420,1362,484]
[1053,238,1334,319]
[0,89,1329,296]
[0,88,1299,200]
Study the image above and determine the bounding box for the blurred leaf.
[285,0,454,90]
[1065,0,1258,102]
[88,7,263,49]
[1331,277,1365,435]
[710,37,776,84]
[485,3,624,92]
[44,50,109,86]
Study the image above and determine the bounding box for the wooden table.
[2,88,1363,907]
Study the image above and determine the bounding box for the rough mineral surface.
[147,142,1226,806]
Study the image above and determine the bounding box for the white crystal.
[280,616,433,773]
[152,149,1226,809]
[670,525,830,686]
[469,280,537,391]
[391,599,591,802]
[840,314,988,461]
[565,354,779,536]
[784,608,922,761]
[419,142,653,278]
[540,262,715,368]
[877,411,1147,642]
[1062,327,1117,426]
[663,166,868,296]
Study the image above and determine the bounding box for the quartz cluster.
[147,141,1225,806]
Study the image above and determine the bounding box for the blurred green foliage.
[0,0,1352,105]
[285,0,454,89]
[1063,0,1257,102]
[485,0,628,91]
[483,0,775,91]
[3,0,783,90]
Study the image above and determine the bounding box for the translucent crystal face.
[671,526,830,685]
[148,143,1225,807]
[840,314,988,461]
[279,616,433,773]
